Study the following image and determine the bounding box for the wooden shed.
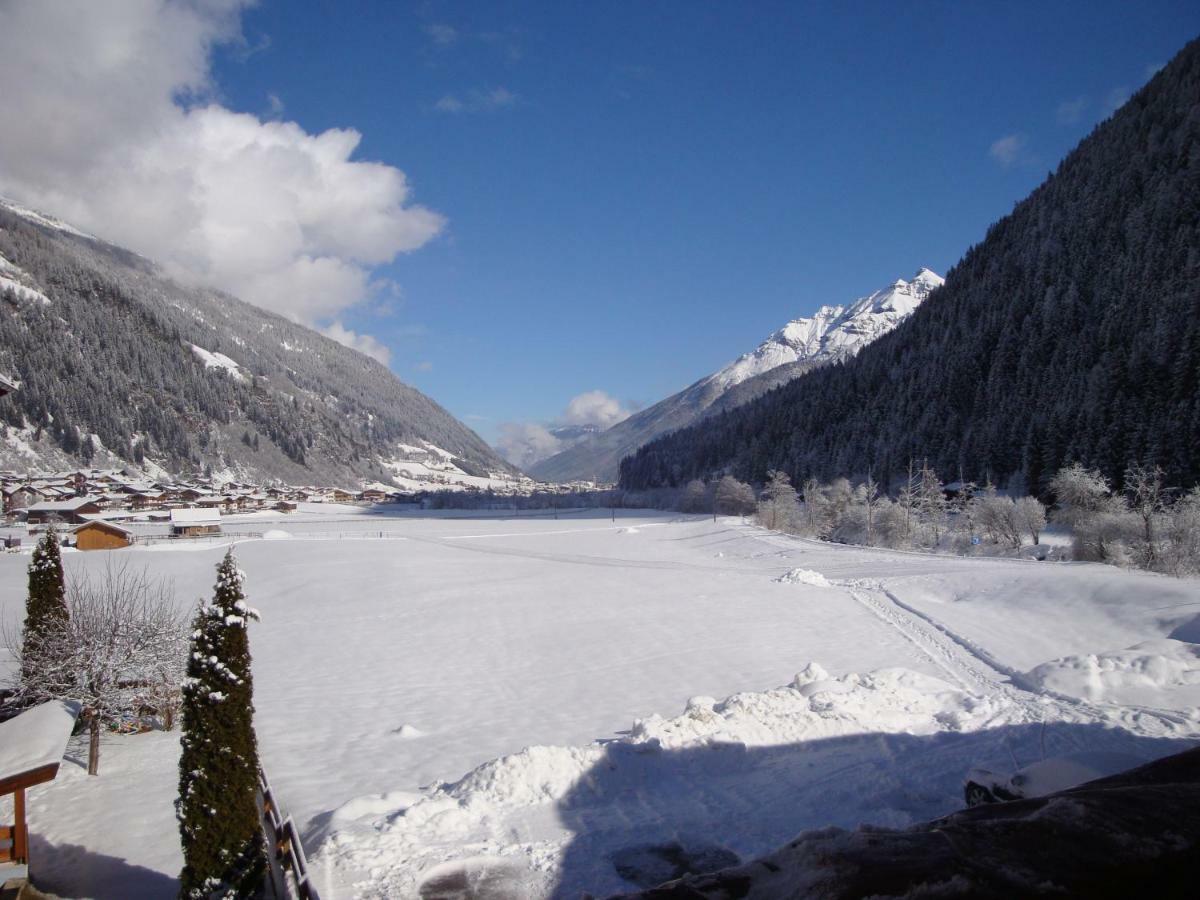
[71,519,133,551]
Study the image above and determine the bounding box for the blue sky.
[2,1,1196,446]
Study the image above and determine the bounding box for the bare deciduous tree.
[5,562,188,775]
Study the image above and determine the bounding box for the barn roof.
[71,519,133,536]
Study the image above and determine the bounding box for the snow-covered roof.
[26,497,99,512]
[0,700,81,788]
[71,519,133,536]
[170,508,220,525]
[0,373,17,395]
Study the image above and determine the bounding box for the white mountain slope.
[528,269,943,484]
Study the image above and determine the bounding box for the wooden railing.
[258,768,320,900]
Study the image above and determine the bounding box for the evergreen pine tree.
[177,551,265,899]
[22,526,68,683]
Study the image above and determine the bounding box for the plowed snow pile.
[1020,639,1200,706]
[776,567,832,586]
[314,662,1190,898]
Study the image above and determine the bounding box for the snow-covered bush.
[1048,463,1124,527]
[714,475,756,515]
[679,479,710,513]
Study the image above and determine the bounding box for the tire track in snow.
[837,580,1006,696]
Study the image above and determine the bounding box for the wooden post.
[13,787,26,864]
[88,716,100,776]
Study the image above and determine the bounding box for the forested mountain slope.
[621,37,1200,494]
[0,201,515,485]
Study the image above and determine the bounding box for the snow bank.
[775,567,831,587]
[315,664,1002,897]
[1019,639,1200,705]
[262,529,292,541]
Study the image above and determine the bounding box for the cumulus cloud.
[0,0,443,358]
[494,390,633,469]
[562,390,631,429]
[321,322,391,365]
[495,422,564,470]
[988,133,1027,168]
[435,87,518,114]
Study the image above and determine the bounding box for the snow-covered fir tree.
[177,550,265,899]
[22,526,67,683]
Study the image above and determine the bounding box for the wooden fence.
[258,767,320,900]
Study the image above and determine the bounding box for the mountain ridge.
[528,269,942,483]
[0,198,517,488]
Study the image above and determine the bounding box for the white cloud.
[424,23,458,46]
[988,133,1027,168]
[562,390,631,429]
[0,0,443,359]
[266,91,285,118]
[495,422,563,470]
[494,390,633,469]
[321,322,391,365]
[1056,96,1088,125]
[434,87,518,114]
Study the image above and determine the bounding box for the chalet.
[194,495,225,509]
[71,519,133,551]
[272,500,297,513]
[129,491,166,510]
[178,488,205,503]
[331,488,355,503]
[25,498,102,525]
[361,488,389,503]
[169,508,221,537]
[2,486,40,513]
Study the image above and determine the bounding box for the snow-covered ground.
[0,510,1197,898]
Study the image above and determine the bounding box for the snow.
[0,197,97,239]
[776,567,831,586]
[1019,639,1200,706]
[0,252,51,305]
[0,512,1197,898]
[189,344,245,382]
[710,268,944,391]
[0,700,80,778]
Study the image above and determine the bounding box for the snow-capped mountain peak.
[711,269,942,391]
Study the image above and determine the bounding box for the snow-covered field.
[1,508,1197,898]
